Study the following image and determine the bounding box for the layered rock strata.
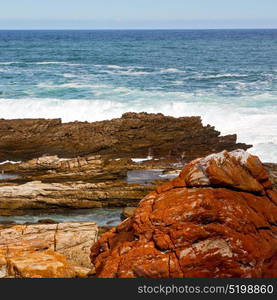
[0,180,152,214]
[0,113,251,162]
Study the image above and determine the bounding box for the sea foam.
[0,95,276,162]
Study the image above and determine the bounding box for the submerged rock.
[0,113,251,162]
[90,150,277,278]
[0,222,98,278]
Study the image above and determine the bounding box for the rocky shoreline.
[0,113,276,278]
[91,150,277,278]
[0,112,251,162]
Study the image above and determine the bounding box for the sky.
[0,0,277,29]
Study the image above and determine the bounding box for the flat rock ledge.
[0,180,153,214]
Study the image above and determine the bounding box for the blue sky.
[1,0,277,29]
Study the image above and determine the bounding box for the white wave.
[0,98,126,122]
[194,73,248,79]
[0,61,81,66]
[95,64,146,70]
[98,66,186,75]
[160,68,186,73]
[131,156,153,163]
[35,62,64,65]
[63,73,77,78]
[35,62,81,66]
[37,82,112,89]
[0,160,22,165]
[58,83,92,89]
[100,69,149,76]
[106,65,125,69]
[0,62,18,65]
[0,95,276,162]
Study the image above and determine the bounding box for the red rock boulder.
[90,150,277,278]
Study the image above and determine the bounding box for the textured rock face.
[265,163,277,190]
[0,222,98,278]
[1,249,77,278]
[0,180,152,214]
[91,150,277,278]
[0,154,172,183]
[15,155,103,172]
[0,154,176,214]
[0,113,251,161]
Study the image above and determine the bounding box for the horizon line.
[0,27,277,30]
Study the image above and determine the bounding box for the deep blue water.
[0,30,276,161]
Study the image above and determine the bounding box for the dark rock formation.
[90,150,277,278]
[0,113,251,162]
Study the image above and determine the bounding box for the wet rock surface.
[91,150,277,278]
[0,113,251,162]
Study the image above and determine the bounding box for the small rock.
[121,207,136,220]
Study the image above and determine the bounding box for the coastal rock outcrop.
[0,154,177,183]
[90,150,277,278]
[0,113,251,162]
[0,222,98,278]
[0,180,152,214]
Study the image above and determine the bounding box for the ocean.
[0,29,276,162]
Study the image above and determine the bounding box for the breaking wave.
[0,94,276,162]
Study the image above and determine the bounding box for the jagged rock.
[0,113,251,162]
[90,150,277,278]
[0,180,153,214]
[0,222,98,278]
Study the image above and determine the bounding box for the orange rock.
[0,222,98,278]
[91,150,277,278]
[6,249,76,278]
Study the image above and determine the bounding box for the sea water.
[0,208,122,226]
[0,29,276,162]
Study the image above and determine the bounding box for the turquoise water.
[0,30,276,161]
[0,208,122,226]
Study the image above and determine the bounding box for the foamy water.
[0,30,276,162]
